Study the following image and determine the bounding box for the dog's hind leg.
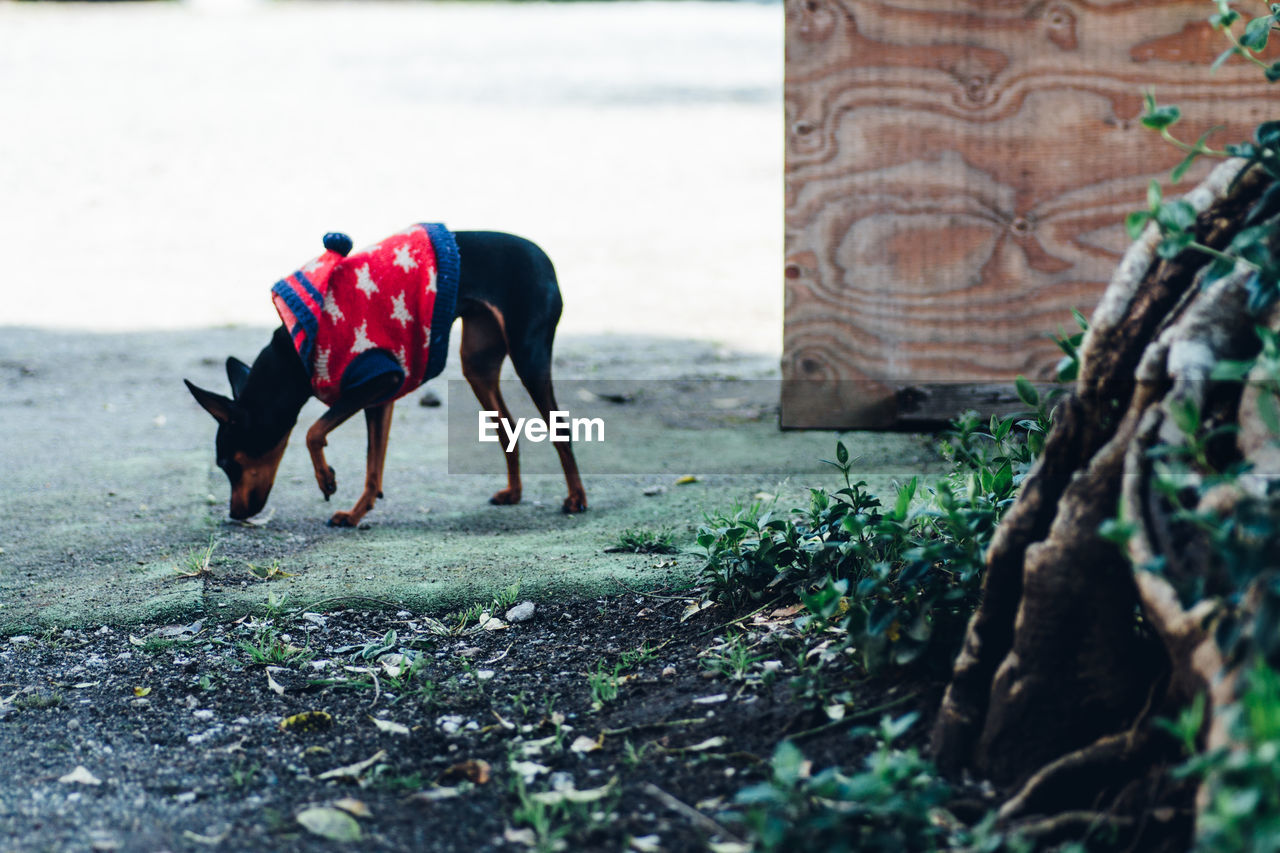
[508,326,587,514]
[460,307,522,505]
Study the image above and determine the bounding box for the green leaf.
[1170,396,1201,436]
[1210,45,1242,71]
[1141,105,1181,132]
[1256,120,1280,149]
[1211,358,1257,381]
[1147,180,1163,211]
[1171,149,1199,183]
[770,740,807,787]
[992,461,1014,497]
[880,711,919,743]
[1157,231,1194,259]
[1240,15,1273,51]
[1267,61,1280,82]
[1015,375,1039,407]
[835,440,849,466]
[1210,4,1240,28]
[1126,210,1152,240]
[1157,200,1198,231]
[1072,308,1089,331]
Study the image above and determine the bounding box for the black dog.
[185,228,586,526]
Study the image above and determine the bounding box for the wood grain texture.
[782,0,1277,428]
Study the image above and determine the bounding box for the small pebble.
[506,601,536,623]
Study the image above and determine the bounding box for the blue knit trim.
[271,278,319,373]
[341,349,405,404]
[293,271,325,309]
[422,223,460,384]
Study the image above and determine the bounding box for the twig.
[611,578,693,601]
[643,783,745,843]
[787,692,918,741]
[698,597,787,636]
[601,717,708,737]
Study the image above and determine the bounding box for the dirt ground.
[0,588,944,852]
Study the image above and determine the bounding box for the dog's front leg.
[328,401,393,528]
[305,375,400,520]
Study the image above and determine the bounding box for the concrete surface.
[0,327,943,632]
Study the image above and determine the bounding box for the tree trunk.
[931,158,1279,848]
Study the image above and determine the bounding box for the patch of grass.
[703,632,765,683]
[605,527,680,555]
[174,535,218,578]
[617,641,660,671]
[227,760,259,790]
[14,691,63,711]
[237,624,313,668]
[138,636,182,655]
[586,659,623,709]
[442,583,523,633]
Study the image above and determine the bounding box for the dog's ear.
[185,379,242,426]
[226,357,251,400]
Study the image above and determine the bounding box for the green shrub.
[697,388,1051,672]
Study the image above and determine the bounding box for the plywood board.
[782,0,1277,428]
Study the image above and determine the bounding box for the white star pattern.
[422,323,432,345]
[392,244,418,273]
[315,348,331,384]
[323,295,344,324]
[390,291,413,328]
[351,322,375,355]
[395,347,408,371]
[354,264,378,297]
[302,256,326,275]
[426,266,437,294]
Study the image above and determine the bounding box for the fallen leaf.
[708,844,752,853]
[680,600,714,622]
[509,760,550,783]
[59,766,101,786]
[266,670,284,696]
[569,735,602,754]
[439,759,491,785]
[296,806,361,842]
[405,787,461,803]
[370,716,411,735]
[824,703,846,721]
[279,710,334,733]
[181,829,229,846]
[692,694,728,705]
[630,835,662,852]
[675,475,698,485]
[529,779,614,805]
[332,797,371,818]
[133,687,151,697]
[317,750,388,781]
[681,736,727,752]
[503,826,537,846]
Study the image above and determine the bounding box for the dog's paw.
[488,488,522,506]
[315,465,337,500]
[562,492,588,514]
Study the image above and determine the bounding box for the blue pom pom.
[323,232,353,257]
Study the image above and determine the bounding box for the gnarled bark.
[931,159,1279,847]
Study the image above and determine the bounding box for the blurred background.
[0,0,782,353]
